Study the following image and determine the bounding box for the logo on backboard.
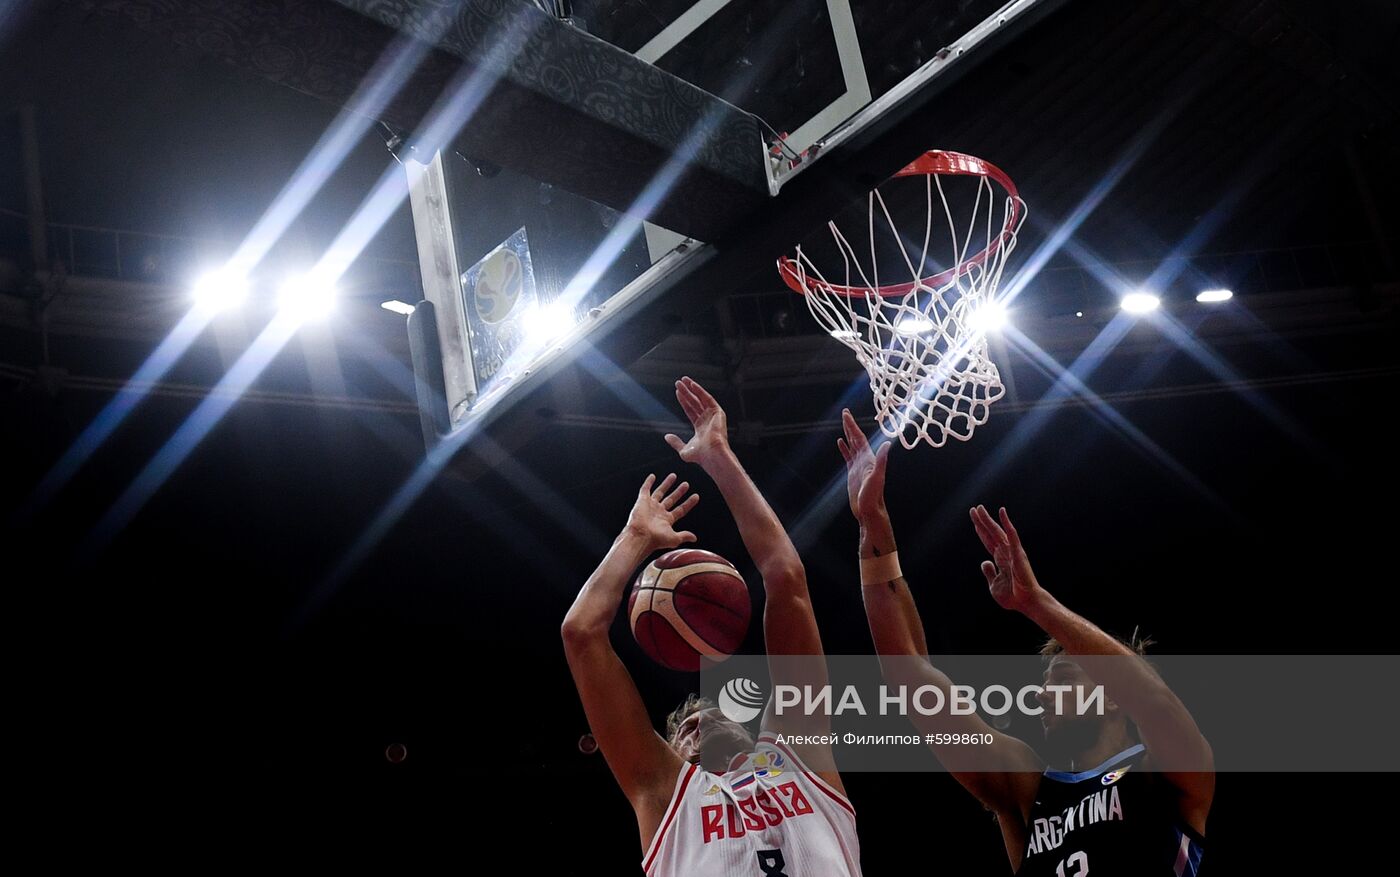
[473,247,523,324]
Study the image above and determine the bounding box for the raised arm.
[970,504,1215,834]
[665,377,840,785]
[666,378,809,614]
[839,410,1042,816]
[561,474,697,850]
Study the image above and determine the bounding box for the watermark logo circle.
[719,677,765,723]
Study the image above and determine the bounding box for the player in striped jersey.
[837,409,1212,876]
[562,378,860,876]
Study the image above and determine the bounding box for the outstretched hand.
[970,505,1045,613]
[665,376,732,470]
[627,473,700,551]
[837,408,891,524]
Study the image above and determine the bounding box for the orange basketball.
[629,548,751,672]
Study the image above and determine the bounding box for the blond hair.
[665,693,715,743]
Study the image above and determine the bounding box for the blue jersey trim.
[1043,743,1145,783]
[1173,826,1206,876]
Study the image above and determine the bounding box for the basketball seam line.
[633,586,750,621]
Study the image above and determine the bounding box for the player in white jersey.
[562,377,861,876]
[641,730,858,875]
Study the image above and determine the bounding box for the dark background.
[4,0,1398,872]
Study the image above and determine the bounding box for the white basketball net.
[780,152,1026,449]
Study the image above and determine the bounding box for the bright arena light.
[277,272,339,321]
[521,301,576,343]
[1196,288,1234,303]
[1120,291,1161,314]
[968,301,1009,333]
[380,300,416,316]
[191,268,249,313]
[894,314,935,335]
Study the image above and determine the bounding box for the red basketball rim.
[777,150,1022,299]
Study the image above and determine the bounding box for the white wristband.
[860,551,902,586]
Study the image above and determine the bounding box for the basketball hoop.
[777,150,1026,449]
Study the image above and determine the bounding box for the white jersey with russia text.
[642,734,860,876]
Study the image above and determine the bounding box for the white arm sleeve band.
[860,551,902,586]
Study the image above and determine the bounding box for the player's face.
[1038,657,1104,745]
[671,707,754,770]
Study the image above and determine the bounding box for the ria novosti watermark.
[699,654,1400,772]
[761,681,1104,720]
